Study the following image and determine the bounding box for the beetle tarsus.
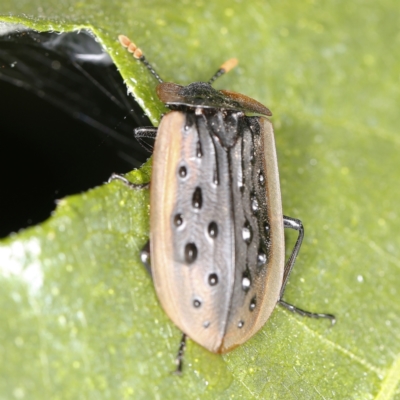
[134,126,158,152]
[108,173,150,189]
[280,216,336,324]
[173,333,187,375]
[278,300,336,325]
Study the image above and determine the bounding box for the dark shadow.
[0,28,153,238]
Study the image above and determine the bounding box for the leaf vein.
[291,315,384,377]
[375,353,400,400]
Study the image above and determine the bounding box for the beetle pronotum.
[111,35,335,373]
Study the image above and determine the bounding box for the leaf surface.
[1,1,400,398]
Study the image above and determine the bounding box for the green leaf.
[1,1,400,399]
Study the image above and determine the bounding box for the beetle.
[111,35,335,373]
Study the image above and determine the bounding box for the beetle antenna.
[208,58,238,85]
[118,35,164,83]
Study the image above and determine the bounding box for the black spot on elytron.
[196,140,203,158]
[250,148,255,165]
[208,273,219,286]
[250,193,259,214]
[257,249,267,267]
[203,321,210,328]
[208,222,218,238]
[249,296,257,312]
[174,213,183,227]
[185,243,198,264]
[178,166,187,178]
[259,171,265,185]
[238,320,244,328]
[192,187,203,209]
[213,169,219,185]
[242,219,252,244]
[193,299,201,308]
[241,271,251,292]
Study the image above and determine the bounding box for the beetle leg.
[108,128,155,188]
[278,216,336,325]
[134,126,158,153]
[173,333,187,375]
[278,300,336,325]
[139,240,152,276]
[138,243,188,373]
[108,173,150,189]
[280,216,304,296]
